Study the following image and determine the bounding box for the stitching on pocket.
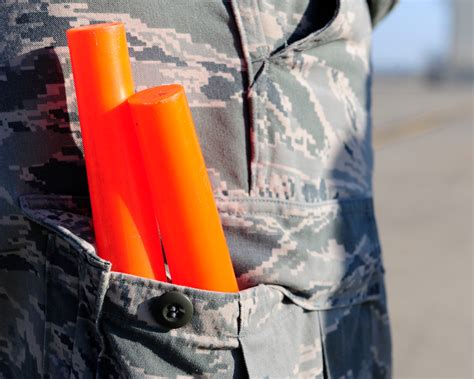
[109,278,240,302]
[101,292,301,341]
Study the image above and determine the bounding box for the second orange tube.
[128,85,239,292]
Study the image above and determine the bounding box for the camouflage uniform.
[0,0,397,377]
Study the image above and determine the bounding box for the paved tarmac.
[372,76,473,378]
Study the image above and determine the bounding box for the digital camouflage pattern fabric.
[1,0,397,377]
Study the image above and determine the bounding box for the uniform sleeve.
[366,0,399,27]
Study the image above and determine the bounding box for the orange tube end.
[128,85,239,292]
[66,22,135,113]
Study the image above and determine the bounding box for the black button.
[149,291,193,329]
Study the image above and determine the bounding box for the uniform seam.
[94,269,112,378]
[229,0,255,194]
[216,195,374,208]
[316,309,329,378]
[251,56,269,196]
[105,281,239,302]
[214,195,371,206]
[99,312,239,341]
[219,208,371,218]
[100,298,301,340]
[101,279,384,316]
[21,192,375,212]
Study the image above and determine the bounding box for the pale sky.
[372,0,452,72]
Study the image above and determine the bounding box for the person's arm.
[367,0,399,26]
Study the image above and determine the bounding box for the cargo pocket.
[97,274,328,378]
[19,194,320,377]
[96,276,248,378]
[19,194,389,378]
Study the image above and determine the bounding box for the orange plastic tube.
[128,85,239,292]
[67,22,166,281]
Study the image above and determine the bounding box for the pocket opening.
[274,0,341,56]
[19,193,386,312]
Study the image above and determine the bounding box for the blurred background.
[371,0,473,378]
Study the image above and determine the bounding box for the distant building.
[427,0,473,81]
[450,0,473,77]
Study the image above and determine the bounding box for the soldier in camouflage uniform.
[0,0,397,377]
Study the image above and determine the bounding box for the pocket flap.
[18,194,103,266]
